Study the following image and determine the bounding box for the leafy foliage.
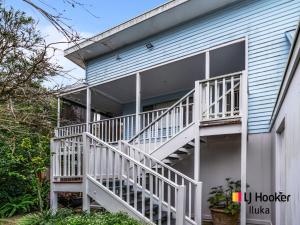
[18,209,143,225]
[0,5,57,218]
[207,178,248,215]
[0,195,36,218]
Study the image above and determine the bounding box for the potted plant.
[207,178,245,225]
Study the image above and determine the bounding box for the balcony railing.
[197,72,242,121]
[55,72,243,142]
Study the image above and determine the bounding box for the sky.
[3,0,167,86]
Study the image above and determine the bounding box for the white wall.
[172,133,272,224]
[271,60,300,225]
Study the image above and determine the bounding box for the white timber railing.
[90,114,136,143]
[55,123,86,138]
[128,89,195,154]
[83,133,186,225]
[51,135,83,181]
[55,108,167,142]
[119,140,202,225]
[196,72,242,121]
[139,107,168,129]
[54,71,243,142]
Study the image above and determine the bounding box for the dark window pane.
[210,41,245,77]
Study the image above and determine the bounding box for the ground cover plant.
[18,209,143,225]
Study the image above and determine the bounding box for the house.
[50,0,300,225]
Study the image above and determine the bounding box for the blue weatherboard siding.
[86,0,300,133]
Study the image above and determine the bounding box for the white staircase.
[51,133,202,225]
[51,71,244,225]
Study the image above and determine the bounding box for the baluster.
[107,120,110,142]
[239,74,242,116]
[223,78,226,118]
[94,142,97,178]
[206,81,210,119]
[99,145,103,183]
[71,141,75,176]
[106,147,110,187]
[131,116,134,138]
[186,97,189,125]
[124,117,128,140]
[158,179,162,225]
[142,169,146,216]
[112,151,116,194]
[115,119,118,142]
[63,141,67,176]
[231,76,234,117]
[112,119,115,143]
[119,155,124,198]
[189,182,192,218]
[166,111,169,140]
[126,159,130,204]
[68,140,71,177]
[147,112,150,129]
[179,102,183,130]
[160,115,163,145]
[167,183,171,225]
[149,174,154,221]
[215,79,218,118]
[133,164,138,209]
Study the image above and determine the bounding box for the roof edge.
[64,0,189,56]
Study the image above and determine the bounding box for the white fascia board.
[64,0,239,68]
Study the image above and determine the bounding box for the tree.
[0,5,61,102]
[0,6,57,216]
[0,5,59,135]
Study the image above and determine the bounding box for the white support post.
[82,132,90,213]
[205,51,210,79]
[240,71,248,225]
[86,88,91,133]
[194,81,201,181]
[195,182,203,225]
[136,73,141,134]
[57,97,61,128]
[50,139,58,214]
[176,185,186,225]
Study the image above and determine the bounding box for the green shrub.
[18,209,143,225]
[0,194,36,218]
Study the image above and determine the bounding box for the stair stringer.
[150,123,195,161]
[87,176,154,225]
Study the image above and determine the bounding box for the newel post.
[50,139,58,214]
[194,81,201,182]
[82,132,90,212]
[86,88,91,133]
[195,182,203,225]
[135,72,141,134]
[240,71,248,225]
[176,185,186,225]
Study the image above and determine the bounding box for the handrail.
[53,133,83,141]
[198,71,243,83]
[56,122,86,129]
[119,140,201,224]
[120,140,197,185]
[129,88,195,142]
[84,132,187,225]
[85,133,179,188]
[90,113,136,123]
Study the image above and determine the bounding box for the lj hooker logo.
[232,192,291,215]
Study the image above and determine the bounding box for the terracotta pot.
[210,208,239,225]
